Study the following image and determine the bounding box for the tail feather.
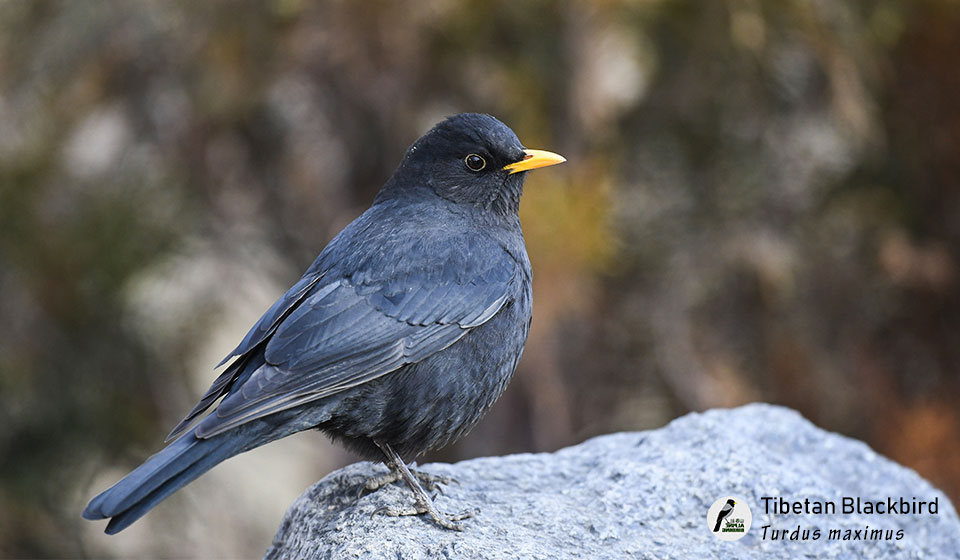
[82,401,330,533]
[83,427,247,533]
[103,439,238,534]
[83,353,280,534]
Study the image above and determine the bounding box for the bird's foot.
[361,467,457,497]
[370,440,473,531]
[372,496,473,531]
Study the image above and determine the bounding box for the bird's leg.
[370,440,471,531]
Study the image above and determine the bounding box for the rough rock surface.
[265,404,960,559]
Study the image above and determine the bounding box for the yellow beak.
[502,149,566,174]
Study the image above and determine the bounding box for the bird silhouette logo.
[713,499,736,532]
[707,496,752,541]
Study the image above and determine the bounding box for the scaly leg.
[369,440,472,531]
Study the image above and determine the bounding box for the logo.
[708,496,752,541]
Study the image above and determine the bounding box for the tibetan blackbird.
[83,113,565,533]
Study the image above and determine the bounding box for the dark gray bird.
[713,499,737,532]
[83,113,565,533]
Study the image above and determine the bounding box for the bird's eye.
[464,154,486,172]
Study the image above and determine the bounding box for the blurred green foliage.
[1,0,959,557]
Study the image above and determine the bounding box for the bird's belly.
[319,296,531,460]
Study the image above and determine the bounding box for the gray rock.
[265,404,960,559]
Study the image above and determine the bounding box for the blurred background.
[1,0,959,557]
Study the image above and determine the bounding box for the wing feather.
[192,252,516,438]
[216,272,326,367]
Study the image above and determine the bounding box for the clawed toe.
[359,470,401,498]
[413,470,458,493]
[360,467,456,497]
[371,502,472,531]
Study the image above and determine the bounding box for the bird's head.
[382,113,565,216]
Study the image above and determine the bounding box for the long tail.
[82,422,268,534]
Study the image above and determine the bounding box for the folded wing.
[180,227,518,439]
